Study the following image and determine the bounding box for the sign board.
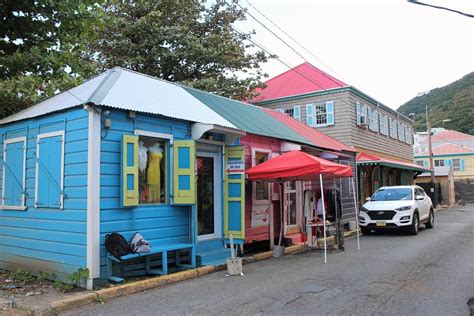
[251,204,271,227]
[226,159,245,174]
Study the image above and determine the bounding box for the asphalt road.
[68,205,474,316]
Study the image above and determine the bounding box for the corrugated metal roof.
[182,86,314,145]
[264,109,355,152]
[357,152,430,172]
[252,62,347,103]
[0,67,237,130]
[416,143,474,156]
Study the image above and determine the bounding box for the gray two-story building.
[252,62,428,202]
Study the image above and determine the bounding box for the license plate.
[376,220,386,227]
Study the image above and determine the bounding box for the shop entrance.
[197,152,222,240]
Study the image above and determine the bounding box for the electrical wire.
[244,0,349,85]
[408,0,474,18]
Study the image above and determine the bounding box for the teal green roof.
[183,86,314,146]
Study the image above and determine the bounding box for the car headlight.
[360,206,368,213]
[396,206,412,212]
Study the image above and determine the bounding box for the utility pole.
[426,105,435,184]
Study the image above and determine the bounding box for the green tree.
[0,1,103,118]
[93,0,270,100]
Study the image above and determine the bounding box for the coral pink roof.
[417,144,474,156]
[357,152,429,171]
[252,62,347,103]
[265,109,355,152]
[432,130,474,142]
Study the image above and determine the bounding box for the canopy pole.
[351,177,360,250]
[278,180,284,247]
[319,174,327,264]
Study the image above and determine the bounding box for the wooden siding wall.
[262,91,414,161]
[99,109,192,279]
[0,108,89,280]
[241,134,281,244]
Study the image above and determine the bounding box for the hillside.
[397,72,474,135]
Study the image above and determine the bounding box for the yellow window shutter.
[121,135,139,207]
[224,145,245,240]
[173,140,196,205]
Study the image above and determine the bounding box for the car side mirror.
[365,197,371,202]
[415,195,424,200]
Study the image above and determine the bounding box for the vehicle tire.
[425,209,434,229]
[408,212,419,235]
[360,227,372,235]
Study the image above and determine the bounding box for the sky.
[235,0,474,109]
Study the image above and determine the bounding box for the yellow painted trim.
[173,140,196,205]
[224,146,245,239]
[122,135,139,207]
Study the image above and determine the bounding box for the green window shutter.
[293,105,301,121]
[356,102,361,125]
[224,145,245,240]
[173,140,196,205]
[326,101,334,125]
[121,135,139,207]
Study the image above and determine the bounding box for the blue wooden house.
[0,67,248,289]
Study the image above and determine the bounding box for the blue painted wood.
[98,109,195,280]
[0,107,89,280]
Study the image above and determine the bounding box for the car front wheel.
[408,212,419,235]
[425,209,434,229]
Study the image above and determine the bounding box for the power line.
[244,0,349,84]
[408,0,474,18]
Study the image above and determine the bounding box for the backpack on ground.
[105,232,132,260]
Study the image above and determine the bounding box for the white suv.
[359,185,434,235]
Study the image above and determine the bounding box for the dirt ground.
[0,269,86,314]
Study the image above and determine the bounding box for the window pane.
[284,108,294,117]
[138,136,167,204]
[452,159,460,171]
[315,104,327,125]
[255,152,269,200]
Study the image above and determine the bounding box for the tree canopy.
[92,0,270,100]
[0,0,271,118]
[0,0,102,118]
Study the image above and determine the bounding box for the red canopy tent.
[246,151,360,262]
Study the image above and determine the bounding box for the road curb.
[48,229,359,313]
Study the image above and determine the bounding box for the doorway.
[197,152,222,241]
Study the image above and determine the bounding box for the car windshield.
[371,188,413,201]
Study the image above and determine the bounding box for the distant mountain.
[397,72,474,135]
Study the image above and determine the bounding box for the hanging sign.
[226,159,245,174]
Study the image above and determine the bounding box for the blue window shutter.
[444,159,452,167]
[275,108,285,113]
[3,140,25,207]
[367,108,373,129]
[356,102,361,125]
[423,160,428,167]
[293,105,301,121]
[326,101,334,125]
[460,159,465,171]
[37,134,63,208]
[306,104,314,127]
[373,110,379,132]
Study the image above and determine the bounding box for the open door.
[224,145,245,240]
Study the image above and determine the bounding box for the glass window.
[286,181,297,226]
[255,152,269,200]
[452,159,461,171]
[371,188,413,201]
[415,160,425,166]
[138,136,167,204]
[314,103,327,125]
[434,160,445,167]
[284,108,294,118]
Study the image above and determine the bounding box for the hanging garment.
[147,151,163,202]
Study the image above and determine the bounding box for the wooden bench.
[107,243,196,283]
